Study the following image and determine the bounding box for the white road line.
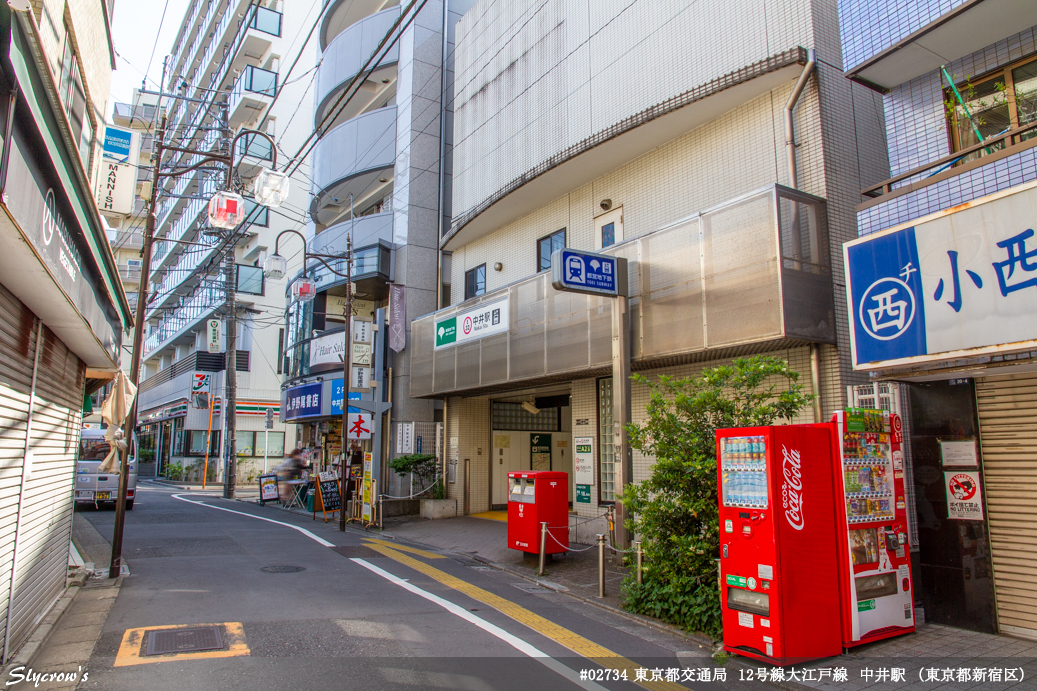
[351,558,609,691]
[171,493,336,547]
[173,493,608,690]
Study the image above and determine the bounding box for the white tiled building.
[409,0,889,515]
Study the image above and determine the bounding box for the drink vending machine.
[716,425,843,664]
[830,409,915,647]
[717,410,915,665]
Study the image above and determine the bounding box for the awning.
[846,0,1037,92]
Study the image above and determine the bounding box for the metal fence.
[384,421,443,499]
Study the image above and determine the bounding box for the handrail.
[863,121,1037,198]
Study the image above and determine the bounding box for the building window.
[537,229,566,272]
[597,377,614,503]
[595,208,623,250]
[491,402,560,431]
[947,55,1037,165]
[233,431,285,457]
[187,430,219,456]
[58,30,92,169]
[465,264,486,300]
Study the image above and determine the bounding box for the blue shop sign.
[330,379,361,415]
[284,382,322,420]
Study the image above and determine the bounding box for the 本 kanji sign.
[434,296,509,349]
[845,182,1037,369]
[348,412,372,439]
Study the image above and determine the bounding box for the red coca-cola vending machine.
[716,425,843,664]
[829,409,915,647]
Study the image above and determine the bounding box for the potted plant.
[389,453,455,519]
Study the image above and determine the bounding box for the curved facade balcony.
[321,0,400,50]
[311,212,394,257]
[310,106,397,225]
[315,6,400,128]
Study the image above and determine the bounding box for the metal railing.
[862,121,1037,202]
[249,5,282,36]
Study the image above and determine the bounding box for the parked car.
[75,427,138,510]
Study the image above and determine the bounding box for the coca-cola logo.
[781,445,804,530]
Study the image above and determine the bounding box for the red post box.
[507,471,569,554]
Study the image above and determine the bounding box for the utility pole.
[220,102,238,500]
[110,114,166,579]
[338,229,353,531]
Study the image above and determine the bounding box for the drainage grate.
[512,582,550,593]
[259,565,306,573]
[146,627,223,656]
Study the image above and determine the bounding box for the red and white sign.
[463,316,473,335]
[347,412,372,439]
[946,471,984,520]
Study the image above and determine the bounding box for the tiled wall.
[838,0,970,72]
[451,0,823,221]
[859,26,1037,235]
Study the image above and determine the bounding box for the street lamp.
[264,228,353,531]
[110,113,291,578]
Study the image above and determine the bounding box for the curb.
[0,569,90,677]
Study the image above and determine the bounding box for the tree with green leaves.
[620,356,814,637]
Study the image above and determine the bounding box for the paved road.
[74,482,723,691]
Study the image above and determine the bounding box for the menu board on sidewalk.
[314,471,341,521]
[259,474,278,504]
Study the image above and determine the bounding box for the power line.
[144,0,173,88]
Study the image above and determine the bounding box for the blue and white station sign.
[550,248,628,297]
[845,181,1037,370]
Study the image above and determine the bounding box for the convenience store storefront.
[845,181,1037,640]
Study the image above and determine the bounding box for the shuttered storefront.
[0,283,84,658]
[976,373,1037,640]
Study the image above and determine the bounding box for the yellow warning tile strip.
[471,510,508,522]
[361,540,688,691]
[114,622,249,667]
[364,538,446,559]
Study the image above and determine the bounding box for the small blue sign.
[550,249,626,297]
[284,382,322,420]
[416,436,422,454]
[102,127,134,164]
[330,379,361,416]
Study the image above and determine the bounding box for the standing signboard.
[258,474,278,505]
[362,452,374,521]
[574,437,594,503]
[314,470,342,522]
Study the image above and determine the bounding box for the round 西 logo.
[948,473,977,501]
[859,277,915,341]
[462,316,473,335]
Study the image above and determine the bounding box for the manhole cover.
[512,582,550,593]
[259,565,306,573]
[146,627,222,656]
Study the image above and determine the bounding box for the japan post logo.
[859,277,916,341]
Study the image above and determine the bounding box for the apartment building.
[134,0,313,483]
[408,0,888,518]
[277,0,474,493]
[0,0,131,661]
[838,0,1037,640]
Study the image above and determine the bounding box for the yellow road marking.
[363,541,688,691]
[362,537,446,559]
[114,622,249,667]
[471,510,508,522]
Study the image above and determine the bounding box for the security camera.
[600,199,612,212]
[521,399,540,415]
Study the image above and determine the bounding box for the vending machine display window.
[849,528,879,565]
[841,430,894,523]
[720,436,768,508]
[727,588,770,617]
[855,573,899,601]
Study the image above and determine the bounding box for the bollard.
[538,522,548,577]
[636,540,643,585]
[597,534,606,598]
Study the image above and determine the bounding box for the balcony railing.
[144,276,225,358]
[118,265,142,282]
[237,133,273,161]
[410,186,834,397]
[238,64,278,98]
[249,5,282,36]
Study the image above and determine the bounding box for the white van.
[75,428,138,510]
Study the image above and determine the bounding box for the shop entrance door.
[907,379,996,633]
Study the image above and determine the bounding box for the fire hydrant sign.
[945,471,984,520]
[574,437,593,503]
[347,412,372,440]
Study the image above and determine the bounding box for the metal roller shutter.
[0,283,38,660]
[6,324,84,653]
[976,373,1037,641]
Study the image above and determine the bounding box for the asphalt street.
[72,481,730,691]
